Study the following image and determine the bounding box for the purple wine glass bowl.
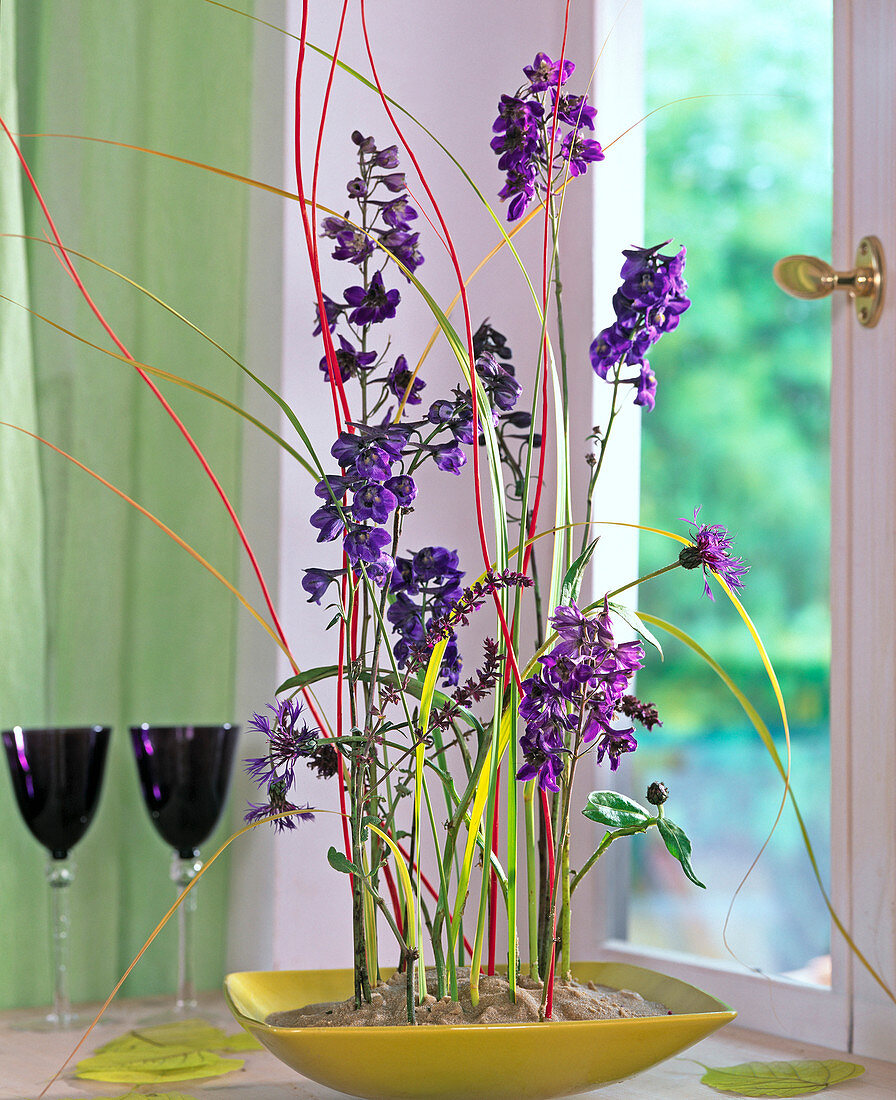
[130,724,239,858]
[2,726,112,859]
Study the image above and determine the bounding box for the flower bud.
[646,781,669,805]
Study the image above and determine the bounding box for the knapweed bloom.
[678,508,749,599]
[244,700,320,831]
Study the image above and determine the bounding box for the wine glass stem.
[171,853,201,1011]
[46,856,74,1027]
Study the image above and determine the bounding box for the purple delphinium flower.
[594,728,638,771]
[344,269,401,326]
[302,566,344,604]
[678,508,749,599]
[492,54,602,221]
[343,523,392,566]
[431,442,467,474]
[312,293,342,336]
[559,130,605,177]
[320,335,377,383]
[387,355,426,405]
[516,601,645,791]
[588,241,690,409]
[310,502,345,543]
[476,352,522,412]
[351,482,398,525]
[385,473,417,507]
[388,546,465,685]
[524,52,575,91]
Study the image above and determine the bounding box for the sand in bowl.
[266,966,670,1027]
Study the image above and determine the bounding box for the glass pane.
[630,0,832,981]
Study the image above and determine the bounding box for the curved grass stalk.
[4,233,328,476]
[638,611,895,1007]
[414,638,448,997]
[1,116,299,679]
[0,290,319,480]
[39,803,322,1099]
[0,421,288,658]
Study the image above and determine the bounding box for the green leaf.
[608,601,664,659]
[559,538,599,608]
[327,845,359,875]
[657,816,705,888]
[75,1048,243,1083]
[700,1059,865,1096]
[582,790,652,829]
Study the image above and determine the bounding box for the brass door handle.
[773,235,884,327]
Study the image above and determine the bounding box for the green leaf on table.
[582,790,652,829]
[98,1018,261,1054]
[62,1093,200,1100]
[700,1059,865,1095]
[328,844,360,875]
[657,815,705,887]
[76,1046,243,1083]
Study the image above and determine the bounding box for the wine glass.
[2,725,112,1029]
[129,723,238,1017]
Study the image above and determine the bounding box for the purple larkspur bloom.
[516,600,645,790]
[477,352,522,411]
[378,172,407,193]
[351,130,377,154]
[634,363,657,410]
[560,130,605,177]
[380,195,418,228]
[387,354,426,405]
[314,473,360,501]
[413,545,461,582]
[302,566,344,604]
[678,508,749,599]
[385,473,417,507]
[524,52,575,91]
[374,145,400,168]
[351,481,398,524]
[310,502,345,542]
[553,91,597,130]
[359,553,396,588]
[320,216,374,266]
[594,728,638,771]
[344,269,401,326]
[517,724,569,792]
[312,292,342,336]
[332,431,397,481]
[343,523,392,566]
[432,442,467,474]
[346,176,367,198]
[588,242,690,408]
[320,335,377,383]
[387,592,425,642]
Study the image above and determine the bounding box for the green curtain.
[0,0,256,1007]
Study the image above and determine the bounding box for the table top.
[1,992,895,1100]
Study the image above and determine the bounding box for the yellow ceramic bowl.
[225,963,735,1100]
